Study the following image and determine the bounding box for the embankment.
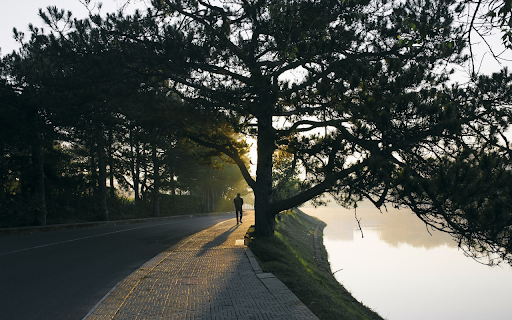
[249,209,383,320]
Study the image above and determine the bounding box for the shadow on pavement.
[195,224,240,257]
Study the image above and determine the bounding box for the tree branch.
[272,160,367,213]
[186,135,256,190]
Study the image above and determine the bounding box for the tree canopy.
[2,0,512,265]
[0,10,250,227]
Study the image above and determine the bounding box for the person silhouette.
[233,193,244,224]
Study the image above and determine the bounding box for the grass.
[249,209,384,320]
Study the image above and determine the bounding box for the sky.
[0,0,149,56]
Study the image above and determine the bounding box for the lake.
[302,204,512,320]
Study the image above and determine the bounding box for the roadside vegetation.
[249,209,383,320]
[0,150,250,228]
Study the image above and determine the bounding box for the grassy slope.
[249,209,383,320]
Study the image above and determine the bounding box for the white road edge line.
[0,216,230,257]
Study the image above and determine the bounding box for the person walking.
[233,193,244,224]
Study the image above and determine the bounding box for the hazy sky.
[0,0,148,56]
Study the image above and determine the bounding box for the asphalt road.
[0,214,233,320]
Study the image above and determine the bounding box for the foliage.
[30,0,508,264]
[272,150,301,202]
[84,0,471,236]
[2,0,512,266]
[0,8,250,227]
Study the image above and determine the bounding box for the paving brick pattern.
[84,212,319,320]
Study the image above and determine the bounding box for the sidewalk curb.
[245,248,263,274]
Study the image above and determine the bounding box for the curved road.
[0,214,233,320]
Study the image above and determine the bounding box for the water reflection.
[318,203,455,249]
[303,205,512,320]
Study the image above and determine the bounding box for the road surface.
[0,214,233,320]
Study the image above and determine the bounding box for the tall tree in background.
[4,0,512,265]
[87,0,512,264]
[93,0,464,231]
[0,33,57,225]
[0,8,250,226]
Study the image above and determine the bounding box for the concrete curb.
[245,248,263,274]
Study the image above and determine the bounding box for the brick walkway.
[84,211,319,320]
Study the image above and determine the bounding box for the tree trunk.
[170,171,176,196]
[254,113,277,236]
[32,138,46,225]
[207,184,211,212]
[152,143,160,217]
[0,145,4,202]
[135,153,141,206]
[141,161,148,205]
[108,132,115,200]
[211,187,215,212]
[90,146,97,197]
[202,184,208,213]
[98,140,109,221]
[130,132,141,207]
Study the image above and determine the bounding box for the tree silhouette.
[91,0,468,235]
[5,0,512,265]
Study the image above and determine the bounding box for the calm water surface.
[302,205,512,320]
